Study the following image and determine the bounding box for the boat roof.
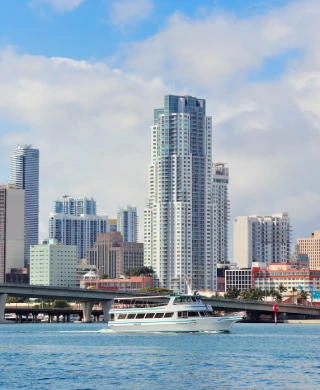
[114,295,197,301]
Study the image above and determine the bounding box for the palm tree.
[291,287,298,304]
[299,290,308,304]
[278,283,287,294]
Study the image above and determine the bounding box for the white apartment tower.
[10,144,39,264]
[234,213,291,268]
[117,206,138,242]
[54,195,96,216]
[212,163,230,265]
[144,95,213,293]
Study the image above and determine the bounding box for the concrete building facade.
[80,275,152,291]
[144,95,214,293]
[117,206,138,242]
[87,232,144,279]
[290,244,309,269]
[54,195,96,216]
[225,269,252,292]
[234,213,291,268]
[30,240,77,287]
[10,144,39,264]
[0,184,25,283]
[212,162,230,265]
[297,231,320,270]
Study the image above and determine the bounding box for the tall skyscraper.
[54,195,96,216]
[49,195,108,259]
[212,163,230,265]
[117,206,138,242]
[10,145,39,264]
[0,184,24,283]
[234,213,291,268]
[144,95,213,293]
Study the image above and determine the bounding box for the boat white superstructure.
[108,295,245,333]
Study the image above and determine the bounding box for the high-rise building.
[297,231,320,269]
[108,219,117,232]
[54,195,96,216]
[212,162,230,265]
[10,144,39,264]
[0,184,24,283]
[30,239,77,287]
[234,213,291,268]
[87,232,144,278]
[144,95,213,293]
[290,244,309,269]
[117,206,138,242]
[49,195,108,259]
[49,213,109,259]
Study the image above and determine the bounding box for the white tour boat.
[108,295,245,333]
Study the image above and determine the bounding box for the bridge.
[1,284,320,323]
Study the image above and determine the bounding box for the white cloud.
[109,0,154,29]
[29,0,85,12]
[2,0,320,252]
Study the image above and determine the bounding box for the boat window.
[118,314,127,320]
[178,311,188,318]
[145,313,155,318]
[187,311,199,317]
[164,312,174,318]
[136,313,145,319]
[127,314,136,319]
[110,314,115,321]
[155,313,164,318]
[199,312,207,317]
[191,297,197,302]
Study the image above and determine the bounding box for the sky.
[0,0,320,258]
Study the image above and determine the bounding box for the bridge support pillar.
[81,301,93,323]
[0,293,7,323]
[101,300,113,323]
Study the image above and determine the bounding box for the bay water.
[0,322,319,389]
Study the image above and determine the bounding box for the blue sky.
[0,0,320,250]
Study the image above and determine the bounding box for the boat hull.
[108,316,244,333]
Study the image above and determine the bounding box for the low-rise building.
[30,239,77,287]
[80,275,152,291]
[225,269,252,292]
[290,245,309,269]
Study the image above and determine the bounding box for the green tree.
[139,287,174,295]
[125,266,154,277]
[100,274,109,279]
[224,287,240,299]
[278,283,287,294]
[291,287,298,304]
[299,290,308,303]
[51,300,70,309]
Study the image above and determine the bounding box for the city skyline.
[1,0,320,259]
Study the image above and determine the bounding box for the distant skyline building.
[54,195,96,216]
[117,206,138,242]
[49,196,108,258]
[234,213,291,268]
[290,244,309,269]
[87,232,144,278]
[0,184,24,283]
[212,162,230,265]
[108,219,117,232]
[10,144,39,264]
[30,239,77,287]
[297,231,320,269]
[144,95,214,293]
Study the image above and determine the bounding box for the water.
[0,322,319,389]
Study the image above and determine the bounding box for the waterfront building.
[49,212,109,259]
[290,244,309,269]
[10,144,39,264]
[76,259,97,287]
[212,162,230,265]
[117,206,138,242]
[234,213,291,268]
[80,275,152,291]
[0,184,25,283]
[108,219,117,232]
[87,232,144,279]
[225,268,252,292]
[252,263,320,292]
[297,231,320,269]
[144,95,213,293]
[30,239,77,287]
[54,195,96,216]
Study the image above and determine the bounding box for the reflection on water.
[0,323,320,389]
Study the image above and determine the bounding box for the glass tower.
[144,95,214,293]
[10,144,39,264]
[117,206,138,242]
